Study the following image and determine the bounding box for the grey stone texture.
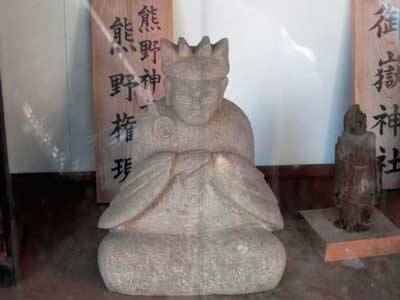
[98,37,286,296]
[99,226,286,296]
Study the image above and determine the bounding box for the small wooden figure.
[334,104,382,232]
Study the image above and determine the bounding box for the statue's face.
[166,77,228,126]
[349,108,367,135]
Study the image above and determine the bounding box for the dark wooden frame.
[0,76,17,287]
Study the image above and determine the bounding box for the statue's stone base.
[98,226,286,296]
[299,207,400,262]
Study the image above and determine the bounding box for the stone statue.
[334,104,381,232]
[97,37,286,296]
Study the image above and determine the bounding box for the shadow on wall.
[65,0,95,172]
[324,0,353,163]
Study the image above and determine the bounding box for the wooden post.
[353,0,400,189]
[0,77,17,287]
[91,0,173,203]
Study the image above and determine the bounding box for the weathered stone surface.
[334,104,381,232]
[99,226,286,296]
[98,37,286,295]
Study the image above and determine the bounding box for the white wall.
[0,0,352,173]
[174,0,353,166]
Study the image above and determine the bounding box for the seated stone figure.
[98,37,286,296]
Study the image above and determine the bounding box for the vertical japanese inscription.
[92,0,172,202]
[108,3,163,184]
[370,2,400,180]
[354,0,400,189]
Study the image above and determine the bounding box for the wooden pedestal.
[299,207,400,262]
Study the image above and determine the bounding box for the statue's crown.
[160,36,229,80]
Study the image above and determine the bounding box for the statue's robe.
[99,99,283,234]
[334,132,379,230]
[334,132,378,207]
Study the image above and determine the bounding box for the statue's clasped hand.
[174,150,214,189]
